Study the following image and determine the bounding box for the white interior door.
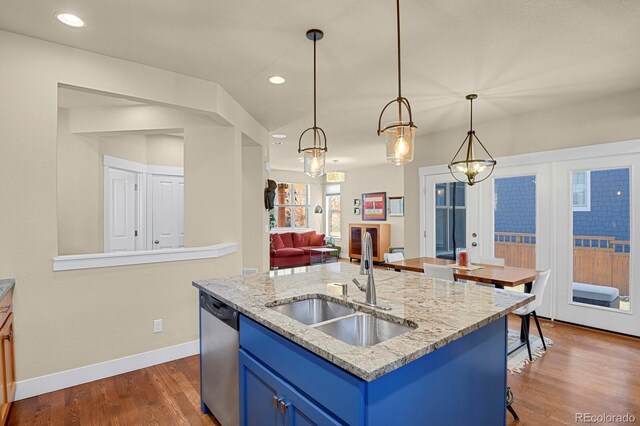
[555,154,640,335]
[151,175,184,250]
[105,168,138,252]
[422,173,480,261]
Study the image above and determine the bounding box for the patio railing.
[494,232,630,296]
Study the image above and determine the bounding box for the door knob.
[472,232,477,237]
[471,242,478,247]
[154,240,160,244]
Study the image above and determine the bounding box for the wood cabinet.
[348,223,390,263]
[0,289,14,426]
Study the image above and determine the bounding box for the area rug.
[507,328,553,374]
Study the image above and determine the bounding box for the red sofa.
[270,231,328,269]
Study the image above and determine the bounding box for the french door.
[555,155,640,335]
[422,174,480,261]
[421,142,640,335]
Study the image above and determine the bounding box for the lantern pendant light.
[448,94,497,185]
[377,0,417,166]
[299,29,328,178]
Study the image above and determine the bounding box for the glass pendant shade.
[384,121,415,165]
[448,131,496,185]
[448,94,496,186]
[325,171,346,183]
[304,149,325,178]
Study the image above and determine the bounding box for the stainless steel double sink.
[269,297,415,347]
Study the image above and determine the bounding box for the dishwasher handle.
[200,293,239,329]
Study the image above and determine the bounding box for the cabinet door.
[0,314,13,425]
[240,350,280,425]
[240,349,340,426]
[365,227,379,259]
[350,226,362,257]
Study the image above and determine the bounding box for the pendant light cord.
[396,0,403,123]
[313,34,317,130]
[469,96,473,132]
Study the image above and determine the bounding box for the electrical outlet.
[153,319,163,333]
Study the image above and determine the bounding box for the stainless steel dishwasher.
[200,291,239,426]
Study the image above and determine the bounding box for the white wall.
[403,89,640,258]
[269,169,325,233]
[0,30,269,384]
[338,164,404,257]
[242,141,268,271]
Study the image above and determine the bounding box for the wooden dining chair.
[423,263,455,281]
[513,269,551,361]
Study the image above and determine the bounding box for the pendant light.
[326,160,346,183]
[377,0,417,166]
[448,94,496,186]
[299,29,328,178]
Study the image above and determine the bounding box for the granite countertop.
[0,279,15,301]
[193,263,533,381]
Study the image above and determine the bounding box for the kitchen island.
[194,263,532,425]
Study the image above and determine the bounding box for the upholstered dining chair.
[513,269,551,361]
[478,257,505,267]
[474,257,506,287]
[384,252,404,263]
[423,263,455,281]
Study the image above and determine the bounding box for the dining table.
[384,256,540,354]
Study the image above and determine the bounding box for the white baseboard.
[15,340,199,400]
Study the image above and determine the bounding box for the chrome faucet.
[353,232,390,310]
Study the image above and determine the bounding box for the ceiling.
[2,1,640,171]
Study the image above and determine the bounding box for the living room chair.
[513,269,551,361]
[423,263,455,281]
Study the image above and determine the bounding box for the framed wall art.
[361,192,387,221]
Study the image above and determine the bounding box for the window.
[435,182,466,259]
[274,183,310,228]
[572,171,591,212]
[326,184,341,239]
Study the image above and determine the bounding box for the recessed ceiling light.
[56,13,85,28]
[272,134,286,139]
[269,76,286,85]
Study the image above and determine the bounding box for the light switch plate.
[153,319,163,333]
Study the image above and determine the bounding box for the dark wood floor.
[9,317,639,425]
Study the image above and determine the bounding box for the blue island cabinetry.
[239,315,508,426]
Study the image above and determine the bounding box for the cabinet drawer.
[240,316,363,425]
[0,289,12,328]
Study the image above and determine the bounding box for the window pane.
[277,183,291,205]
[494,175,536,271]
[294,184,307,205]
[435,184,446,206]
[330,212,341,238]
[276,206,292,227]
[572,168,630,312]
[294,206,307,227]
[450,183,465,207]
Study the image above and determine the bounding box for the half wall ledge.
[52,243,238,271]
